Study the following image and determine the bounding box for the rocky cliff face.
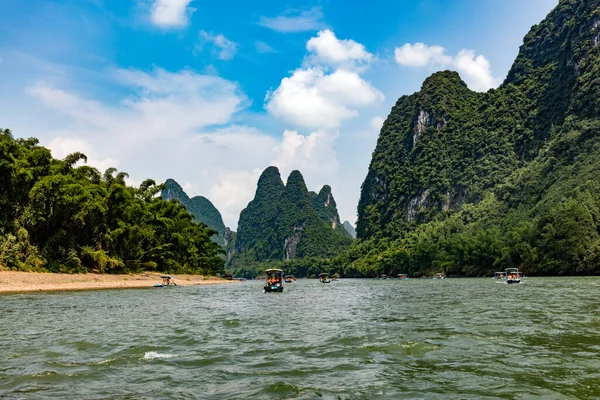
[233,166,352,265]
[357,0,600,240]
[161,179,228,247]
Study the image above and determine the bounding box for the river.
[1,277,599,399]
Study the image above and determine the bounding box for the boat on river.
[284,275,295,283]
[493,271,506,280]
[397,274,410,280]
[380,274,389,280]
[432,273,445,280]
[153,275,177,287]
[319,273,331,283]
[331,274,340,281]
[264,269,284,292]
[505,268,521,284]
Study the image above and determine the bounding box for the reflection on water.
[1,277,599,399]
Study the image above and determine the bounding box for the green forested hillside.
[352,0,600,277]
[230,167,352,276]
[0,130,224,274]
[161,179,228,248]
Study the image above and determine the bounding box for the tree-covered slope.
[231,166,352,269]
[0,129,224,274]
[310,185,352,237]
[161,179,228,247]
[353,0,600,276]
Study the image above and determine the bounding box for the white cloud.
[452,49,498,92]
[265,30,383,129]
[255,41,277,54]
[208,168,263,225]
[47,136,118,174]
[150,0,194,28]
[306,30,374,70]
[197,31,238,61]
[369,116,385,133]
[272,129,338,181]
[394,42,500,91]
[23,66,345,228]
[265,67,383,129]
[394,43,451,67]
[258,6,326,33]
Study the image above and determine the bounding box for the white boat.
[264,269,284,292]
[504,268,521,284]
[493,271,506,280]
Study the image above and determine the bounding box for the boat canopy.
[319,273,329,277]
[265,269,284,273]
[398,274,408,276]
[160,275,171,279]
[505,268,519,273]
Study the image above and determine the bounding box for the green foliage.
[354,0,600,277]
[230,167,352,270]
[161,178,227,247]
[0,129,224,274]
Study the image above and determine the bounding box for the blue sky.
[0,0,558,228]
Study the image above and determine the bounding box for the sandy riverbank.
[0,271,235,294]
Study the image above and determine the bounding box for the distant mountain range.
[161,170,353,267]
[232,166,352,266]
[343,221,356,238]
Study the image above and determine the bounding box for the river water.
[1,277,599,399]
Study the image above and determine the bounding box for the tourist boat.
[397,274,410,280]
[284,275,295,283]
[379,274,389,280]
[331,274,340,281]
[153,275,177,287]
[264,269,284,292]
[504,268,521,284]
[493,271,506,280]
[319,273,331,283]
[432,273,445,280]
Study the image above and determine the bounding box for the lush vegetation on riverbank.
[0,129,224,274]
[351,0,600,277]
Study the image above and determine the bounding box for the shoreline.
[0,271,235,294]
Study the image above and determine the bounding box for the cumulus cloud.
[272,129,338,180]
[24,66,345,228]
[197,31,238,61]
[150,0,194,28]
[265,30,383,129]
[394,43,452,67]
[255,41,277,54]
[394,42,500,91]
[47,137,118,174]
[265,67,383,129]
[369,116,385,133]
[258,6,326,33]
[306,30,374,70]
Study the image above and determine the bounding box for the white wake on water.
[143,351,175,360]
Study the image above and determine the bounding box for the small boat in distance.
[432,273,445,280]
[380,274,389,280]
[331,274,340,281]
[319,273,331,283]
[264,269,284,292]
[284,275,295,283]
[153,275,177,287]
[505,268,521,284]
[397,274,409,280]
[493,272,506,280]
